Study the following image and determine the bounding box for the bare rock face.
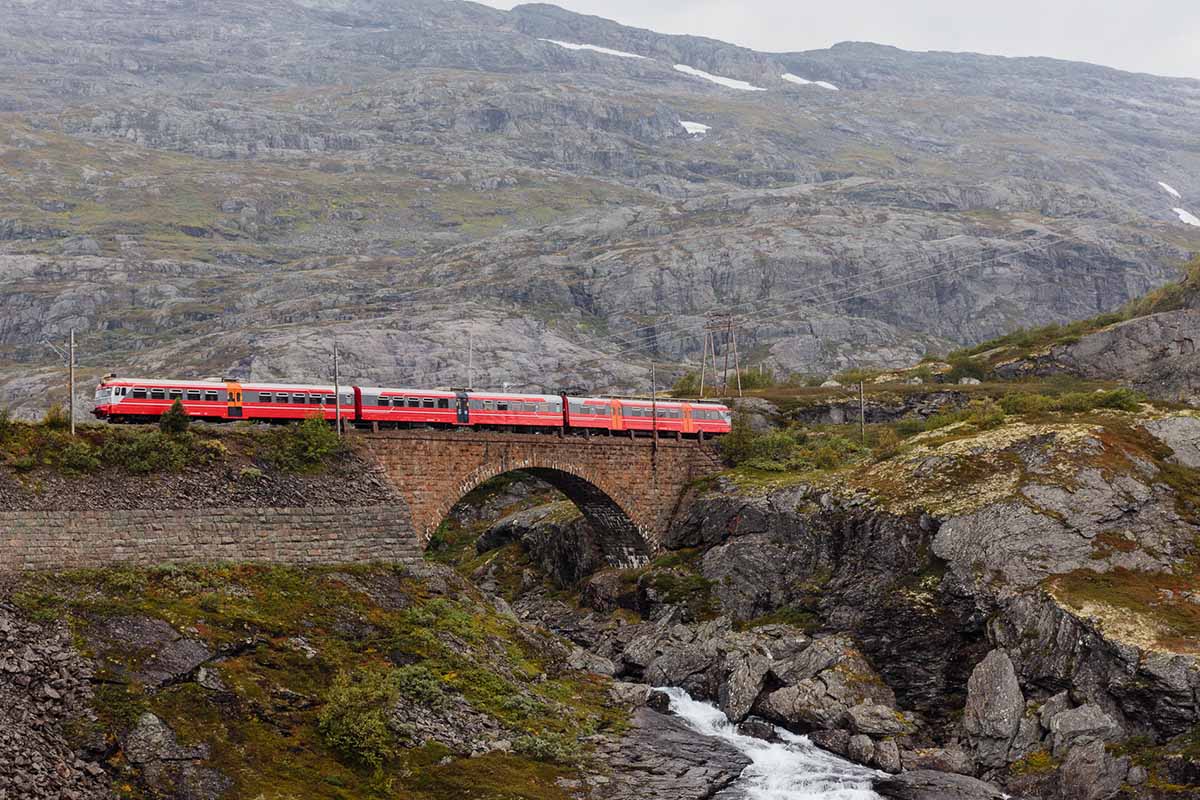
[874,770,1009,800]
[591,706,751,800]
[1056,740,1130,800]
[963,650,1026,768]
[1047,704,1123,758]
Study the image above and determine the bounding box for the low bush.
[42,404,70,431]
[1000,387,1143,416]
[99,430,190,473]
[159,399,191,434]
[267,414,343,471]
[512,733,580,764]
[58,438,100,473]
[318,665,404,771]
[0,407,14,443]
[721,415,870,472]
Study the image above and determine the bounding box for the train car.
[356,386,462,429]
[563,395,732,438]
[93,376,353,424]
[466,391,564,432]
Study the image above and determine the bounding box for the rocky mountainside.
[460,396,1200,799]
[2,0,1200,416]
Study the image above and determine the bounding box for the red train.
[91,376,733,438]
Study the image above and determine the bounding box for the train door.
[456,392,470,425]
[682,403,694,434]
[225,381,244,419]
[610,398,624,431]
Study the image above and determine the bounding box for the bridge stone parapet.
[359,430,722,565]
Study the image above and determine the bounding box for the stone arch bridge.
[360,430,723,565]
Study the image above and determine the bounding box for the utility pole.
[467,331,474,390]
[698,330,710,399]
[731,325,742,398]
[44,330,76,435]
[333,341,342,437]
[69,330,76,436]
[859,381,866,445]
[701,314,739,398]
[651,361,658,450]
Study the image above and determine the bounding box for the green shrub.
[391,665,445,708]
[895,418,926,437]
[671,371,699,397]
[58,438,100,473]
[42,404,70,431]
[318,665,403,771]
[0,407,14,442]
[159,399,191,434]
[966,398,1006,429]
[1089,388,1143,412]
[269,414,342,470]
[945,355,988,383]
[731,367,776,391]
[999,392,1056,415]
[512,733,580,764]
[99,431,190,473]
[718,412,757,464]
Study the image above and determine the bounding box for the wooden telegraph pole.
[44,330,76,435]
[333,341,342,437]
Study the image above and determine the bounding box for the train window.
[422,398,435,409]
[204,391,219,402]
[376,397,390,407]
[324,395,336,405]
[469,400,483,410]
[150,388,166,400]
[437,398,449,409]
[406,398,420,408]
[276,393,288,404]
[186,390,201,401]
[497,402,509,411]
[168,389,183,400]
[132,387,147,399]
[309,394,322,405]
[258,392,271,403]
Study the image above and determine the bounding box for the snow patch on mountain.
[674,64,766,91]
[1173,208,1200,227]
[782,73,839,90]
[540,39,646,59]
[1159,181,1182,199]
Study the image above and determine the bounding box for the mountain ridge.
[0,0,1198,417]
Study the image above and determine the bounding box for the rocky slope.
[460,399,1200,799]
[0,562,762,800]
[2,0,1200,416]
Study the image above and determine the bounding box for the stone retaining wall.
[0,506,419,570]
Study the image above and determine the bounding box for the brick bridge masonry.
[361,430,723,566]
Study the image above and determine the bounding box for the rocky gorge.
[449,393,1200,799]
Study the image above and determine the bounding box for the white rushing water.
[661,687,883,800]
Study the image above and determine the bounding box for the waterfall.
[660,687,883,800]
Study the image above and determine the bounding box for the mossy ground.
[10,564,624,800]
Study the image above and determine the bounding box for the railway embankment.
[0,416,420,569]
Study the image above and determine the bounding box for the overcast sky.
[478,0,1200,79]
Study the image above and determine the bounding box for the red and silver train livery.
[92,377,732,438]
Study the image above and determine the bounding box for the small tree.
[159,398,191,434]
[671,371,700,397]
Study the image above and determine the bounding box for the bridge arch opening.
[436,467,652,568]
